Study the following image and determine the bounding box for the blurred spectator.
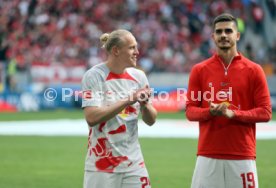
[236,17,246,43]
[244,43,255,60]
[0,39,9,62]
[262,62,274,76]
[6,58,17,92]
[268,40,276,73]
[251,2,264,34]
[0,0,275,89]
[265,0,276,19]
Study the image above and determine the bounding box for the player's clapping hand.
[209,101,235,118]
[137,85,151,105]
[128,85,151,105]
[209,101,224,116]
[222,108,235,119]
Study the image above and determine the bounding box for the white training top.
[82,63,149,173]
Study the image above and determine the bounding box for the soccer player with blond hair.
[82,29,157,188]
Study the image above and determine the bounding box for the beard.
[217,40,232,50]
[217,37,234,48]
[219,46,231,50]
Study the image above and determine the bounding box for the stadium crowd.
[0,0,275,80]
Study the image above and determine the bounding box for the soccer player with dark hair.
[186,13,272,188]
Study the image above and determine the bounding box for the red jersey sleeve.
[233,65,272,123]
[185,66,213,121]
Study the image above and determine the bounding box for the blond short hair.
[100,29,132,52]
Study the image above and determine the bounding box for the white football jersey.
[82,63,149,173]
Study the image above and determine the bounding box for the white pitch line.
[0,119,276,139]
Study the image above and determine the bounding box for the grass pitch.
[0,110,188,121]
[0,110,276,187]
[0,136,276,188]
[0,110,276,121]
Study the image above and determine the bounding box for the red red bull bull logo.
[119,105,137,118]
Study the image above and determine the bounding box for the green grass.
[0,111,275,187]
[0,136,275,188]
[0,110,186,121]
[0,136,86,188]
[1,110,276,121]
[0,110,85,121]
